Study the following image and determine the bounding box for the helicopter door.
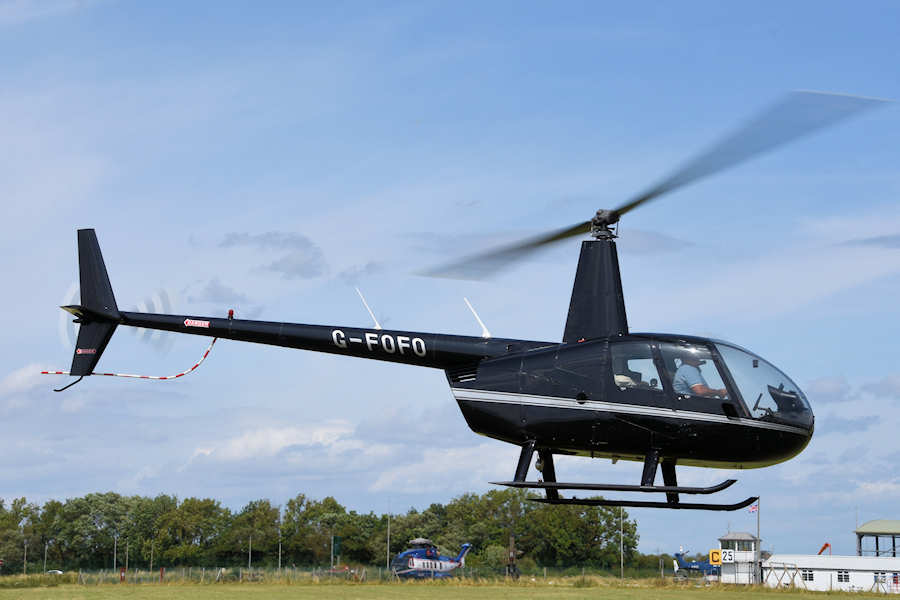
[608,342,668,408]
[604,341,678,452]
[551,341,605,401]
[657,342,734,416]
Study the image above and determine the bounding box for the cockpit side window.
[658,342,729,400]
[609,342,663,392]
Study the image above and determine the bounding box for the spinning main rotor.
[425,91,890,279]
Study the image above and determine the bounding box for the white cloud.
[857,481,900,498]
[800,207,900,242]
[59,395,87,413]
[0,363,47,398]
[806,376,852,404]
[633,243,900,324]
[370,442,515,493]
[0,0,98,26]
[862,375,900,400]
[118,464,161,492]
[202,422,357,461]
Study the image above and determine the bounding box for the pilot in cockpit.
[673,354,728,398]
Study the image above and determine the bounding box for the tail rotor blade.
[130,289,179,353]
[58,281,79,349]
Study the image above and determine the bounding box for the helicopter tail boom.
[118,311,537,370]
[57,230,556,380]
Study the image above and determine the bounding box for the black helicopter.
[50,91,888,511]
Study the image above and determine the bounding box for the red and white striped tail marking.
[41,338,218,380]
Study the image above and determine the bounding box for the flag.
[748,503,758,513]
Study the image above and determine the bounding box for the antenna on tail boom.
[356,288,382,330]
[464,298,491,339]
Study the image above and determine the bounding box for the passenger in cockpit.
[673,354,728,398]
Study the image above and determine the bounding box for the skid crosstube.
[530,496,759,512]
[491,478,737,495]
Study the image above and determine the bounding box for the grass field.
[0,578,878,600]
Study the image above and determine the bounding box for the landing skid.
[505,443,755,511]
[530,496,759,511]
[491,479,737,495]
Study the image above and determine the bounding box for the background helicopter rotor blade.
[424,90,890,280]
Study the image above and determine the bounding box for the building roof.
[855,520,900,535]
[719,532,759,541]
[764,554,900,570]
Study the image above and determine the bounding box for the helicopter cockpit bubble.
[714,344,812,429]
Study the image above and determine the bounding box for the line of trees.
[0,489,642,573]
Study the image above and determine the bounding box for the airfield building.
[719,532,761,584]
[761,520,900,593]
[762,554,900,593]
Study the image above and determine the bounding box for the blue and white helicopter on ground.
[390,538,473,579]
[673,547,720,579]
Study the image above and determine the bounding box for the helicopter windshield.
[715,344,812,429]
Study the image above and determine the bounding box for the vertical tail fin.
[455,543,473,565]
[562,239,628,343]
[64,229,121,376]
[77,229,119,319]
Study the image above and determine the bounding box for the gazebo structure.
[856,520,900,557]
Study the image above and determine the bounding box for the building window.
[801,569,814,582]
[874,572,887,583]
[837,571,849,583]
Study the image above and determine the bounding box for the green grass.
[0,576,882,600]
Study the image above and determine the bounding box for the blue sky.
[2,0,900,557]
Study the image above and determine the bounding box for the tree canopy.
[0,489,638,573]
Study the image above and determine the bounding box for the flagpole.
[756,497,761,584]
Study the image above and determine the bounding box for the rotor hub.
[590,209,619,239]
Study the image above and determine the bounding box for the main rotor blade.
[420,220,590,279]
[612,90,890,218]
[423,91,890,280]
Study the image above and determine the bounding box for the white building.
[763,555,900,593]
[719,532,761,584]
